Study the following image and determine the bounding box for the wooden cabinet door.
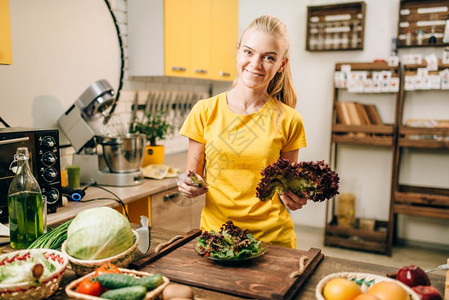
[0,0,12,65]
[190,195,205,229]
[164,0,191,77]
[126,196,150,224]
[150,187,192,231]
[209,0,238,81]
[190,0,211,79]
[129,0,238,80]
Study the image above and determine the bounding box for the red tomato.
[95,262,121,276]
[76,277,102,297]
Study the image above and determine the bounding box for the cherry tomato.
[76,277,102,297]
[95,262,121,276]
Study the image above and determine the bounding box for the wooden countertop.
[3,149,447,299]
[47,151,187,226]
[1,226,443,300]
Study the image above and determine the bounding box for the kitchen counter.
[47,177,178,225]
[3,149,447,299]
[47,151,187,226]
[1,226,445,299]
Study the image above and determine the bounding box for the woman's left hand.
[279,190,308,210]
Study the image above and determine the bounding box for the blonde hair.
[235,15,297,109]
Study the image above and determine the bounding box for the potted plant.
[130,110,173,166]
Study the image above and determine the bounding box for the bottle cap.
[16,147,29,159]
[9,147,29,173]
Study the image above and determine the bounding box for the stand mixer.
[58,79,144,186]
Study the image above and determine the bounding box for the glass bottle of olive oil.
[7,147,44,249]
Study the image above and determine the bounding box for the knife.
[136,216,150,254]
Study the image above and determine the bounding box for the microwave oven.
[0,127,62,223]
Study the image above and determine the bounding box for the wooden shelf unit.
[325,218,389,254]
[394,185,449,219]
[325,62,401,255]
[398,126,449,149]
[390,61,449,246]
[332,124,395,146]
[397,0,449,48]
[306,2,366,52]
[402,59,449,70]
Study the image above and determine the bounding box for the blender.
[58,79,144,186]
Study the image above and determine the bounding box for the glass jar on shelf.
[416,29,424,45]
[429,26,437,45]
[350,21,359,48]
[341,21,349,49]
[333,22,341,49]
[324,23,333,50]
[317,23,325,50]
[405,30,412,46]
[309,24,318,50]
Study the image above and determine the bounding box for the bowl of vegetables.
[62,230,139,276]
[61,207,140,276]
[65,266,169,300]
[0,248,69,300]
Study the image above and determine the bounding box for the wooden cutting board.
[133,229,324,300]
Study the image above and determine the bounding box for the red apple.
[412,285,443,300]
[396,265,431,287]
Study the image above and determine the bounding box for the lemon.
[367,281,408,300]
[353,294,380,300]
[322,277,363,300]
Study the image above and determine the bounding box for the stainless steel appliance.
[57,79,144,186]
[0,128,62,223]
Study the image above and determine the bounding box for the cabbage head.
[67,207,134,260]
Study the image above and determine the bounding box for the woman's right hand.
[177,172,208,198]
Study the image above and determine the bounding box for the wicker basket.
[0,249,69,300]
[61,230,139,276]
[65,268,169,300]
[315,272,420,300]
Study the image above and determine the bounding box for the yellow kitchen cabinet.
[112,196,150,225]
[163,0,191,77]
[209,0,238,81]
[0,0,12,65]
[188,0,211,79]
[128,0,238,81]
[126,196,151,224]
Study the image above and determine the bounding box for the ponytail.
[268,63,297,108]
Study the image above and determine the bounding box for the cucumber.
[100,285,147,300]
[96,273,142,289]
[96,273,164,291]
[139,273,164,290]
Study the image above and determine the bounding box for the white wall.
[0,0,121,132]
[0,0,447,247]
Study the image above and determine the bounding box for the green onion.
[28,219,72,250]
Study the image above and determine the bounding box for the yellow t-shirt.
[179,92,307,248]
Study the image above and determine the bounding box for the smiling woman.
[176,15,308,249]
